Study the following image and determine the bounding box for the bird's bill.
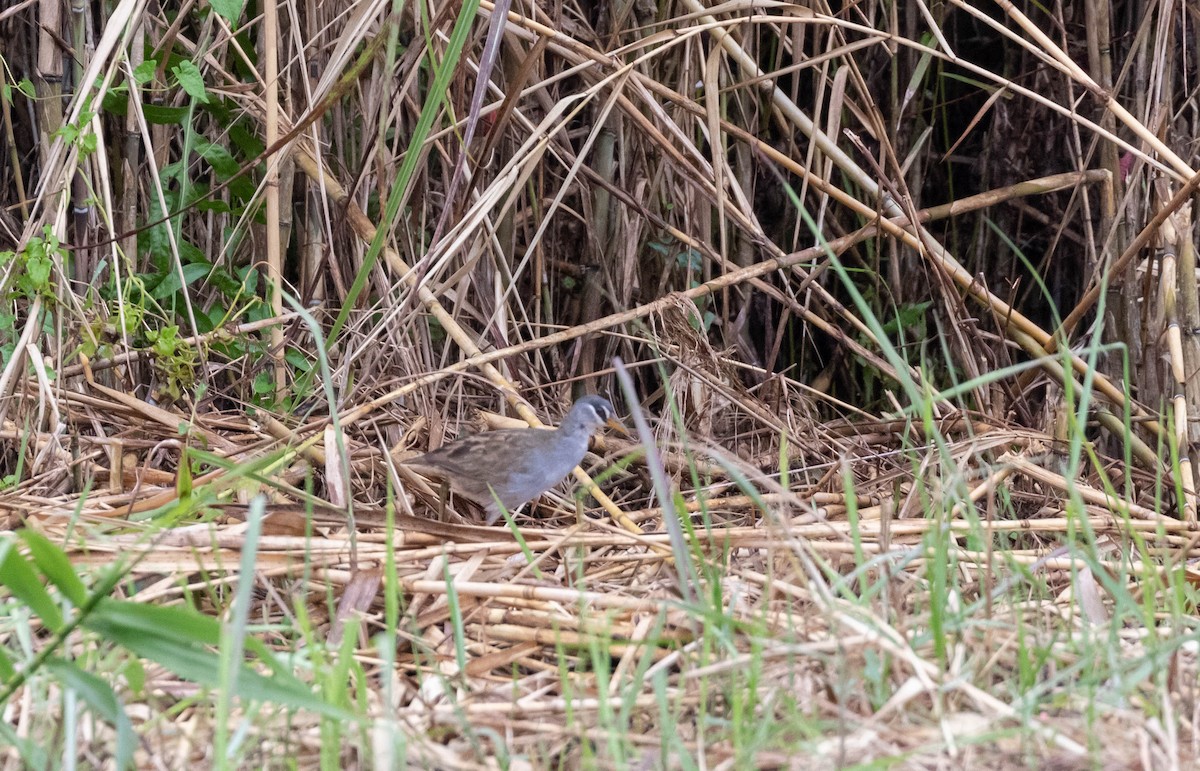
[605,417,630,435]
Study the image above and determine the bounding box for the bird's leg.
[437,479,450,523]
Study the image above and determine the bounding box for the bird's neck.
[549,424,588,454]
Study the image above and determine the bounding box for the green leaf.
[196,305,224,333]
[196,198,234,214]
[0,538,64,632]
[284,349,312,372]
[85,599,352,720]
[194,139,240,178]
[19,531,86,607]
[151,262,211,299]
[44,659,136,769]
[177,237,206,265]
[171,60,209,104]
[88,596,220,645]
[158,159,187,187]
[142,104,189,124]
[228,123,264,158]
[0,646,14,681]
[132,60,158,84]
[880,301,932,336]
[56,123,80,145]
[326,10,471,345]
[252,371,273,396]
[99,83,129,115]
[0,722,46,768]
[237,265,259,294]
[123,657,146,696]
[675,249,702,271]
[209,0,245,24]
[21,252,52,296]
[176,445,193,499]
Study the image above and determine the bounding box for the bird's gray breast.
[500,431,590,505]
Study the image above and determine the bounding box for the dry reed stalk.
[2,0,1198,764]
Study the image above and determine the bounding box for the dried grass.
[1,0,1198,766]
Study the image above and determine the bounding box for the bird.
[400,395,622,524]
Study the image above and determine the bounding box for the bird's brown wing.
[401,428,552,482]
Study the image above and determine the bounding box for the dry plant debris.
[0,0,1197,767]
